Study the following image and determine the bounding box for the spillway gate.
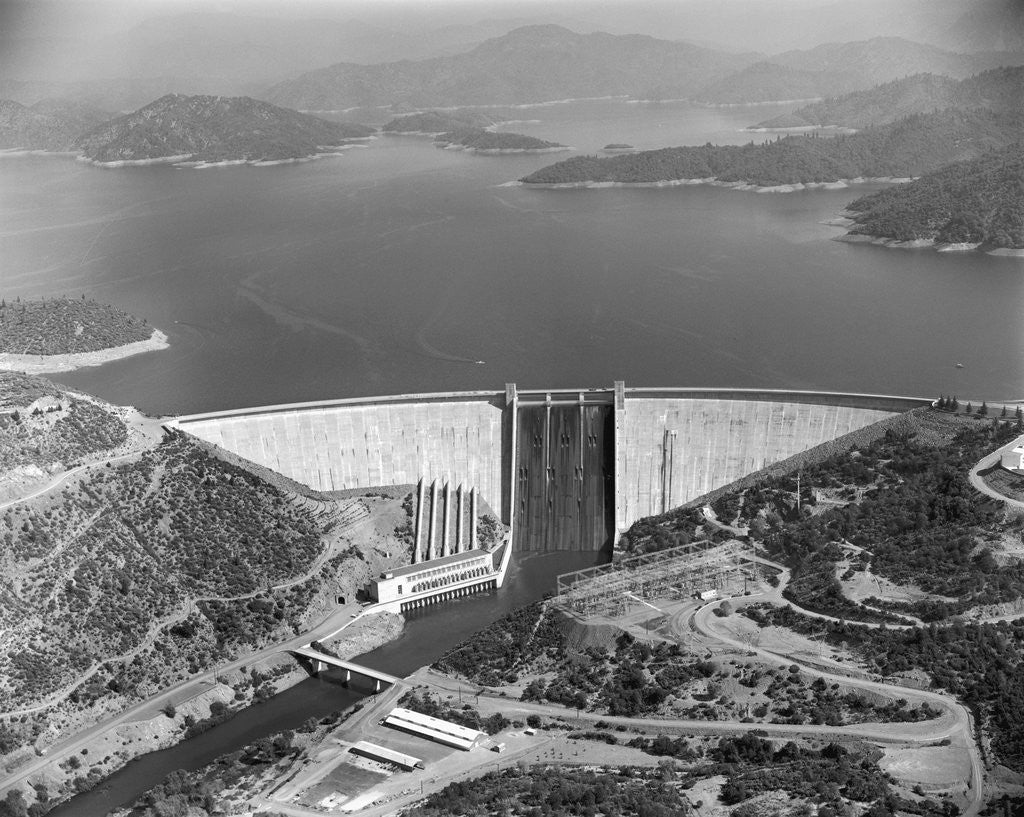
[512,393,615,553]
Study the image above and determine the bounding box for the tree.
[978,402,988,417]
[965,403,973,415]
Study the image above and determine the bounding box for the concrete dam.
[171,384,929,552]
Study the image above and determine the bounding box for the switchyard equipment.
[554,540,758,618]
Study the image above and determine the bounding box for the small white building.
[1001,445,1024,472]
[349,740,425,770]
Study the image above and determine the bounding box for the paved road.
[968,433,1024,510]
[689,596,984,817]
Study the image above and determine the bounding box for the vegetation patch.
[0,297,151,355]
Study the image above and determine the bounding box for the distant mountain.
[0,98,111,151]
[261,24,757,110]
[74,94,375,164]
[521,108,1023,187]
[940,0,1024,53]
[751,66,1024,130]
[382,111,498,134]
[843,142,1024,250]
[695,37,1024,104]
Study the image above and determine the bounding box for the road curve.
[968,434,1024,511]
[689,596,984,817]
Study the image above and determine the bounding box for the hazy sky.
[0,0,998,89]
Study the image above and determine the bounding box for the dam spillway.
[514,401,615,552]
[170,384,929,551]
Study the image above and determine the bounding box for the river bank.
[0,328,169,374]
[6,610,404,816]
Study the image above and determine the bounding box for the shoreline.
[832,233,1024,258]
[516,175,914,193]
[0,328,169,374]
[78,140,375,169]
[437,142,571,155]
[744,124,858,134]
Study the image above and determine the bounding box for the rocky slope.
[74,94,375,163]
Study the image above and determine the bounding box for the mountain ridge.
[261,24,758,110]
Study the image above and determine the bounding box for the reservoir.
[2,99,1022,410]
[49,550,597,816]
[6,96,1023,814]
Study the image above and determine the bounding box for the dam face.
[172,385,928,552]
[514,402,615,553]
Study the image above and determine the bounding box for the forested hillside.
[522,109,1022,186]
[844,142,1024,249]
[752,66,1024,130]
[0,296,152,356]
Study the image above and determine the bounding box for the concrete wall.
[173,386,930,550]
[614,390,925,533]
[173,393,507,510]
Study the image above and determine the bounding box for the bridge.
[289,647,401,692]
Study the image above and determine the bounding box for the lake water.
[2,99,1021,415]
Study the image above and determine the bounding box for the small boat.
[475,360,485,365]
[955,362,964,368]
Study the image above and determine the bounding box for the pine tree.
[978,402,988,416]
[966,402,973,414]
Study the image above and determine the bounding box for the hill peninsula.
[0,297,168,373]
[520,109,1023,190]
[74,94,375,166]
[837,142,1024,255]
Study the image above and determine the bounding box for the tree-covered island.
[434,128,567,153]
[0,297,153,356]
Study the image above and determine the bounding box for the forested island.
[841,142,1024,252]
[382,111,497,134]
[74,94,375,165]
[0,297,152,356]
[434,128,567,153]
[520,109,1022,188]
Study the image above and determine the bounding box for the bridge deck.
[291,647,401,685]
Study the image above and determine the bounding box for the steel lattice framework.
[554,540,758,618]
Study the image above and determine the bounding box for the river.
[49,550,596,816]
